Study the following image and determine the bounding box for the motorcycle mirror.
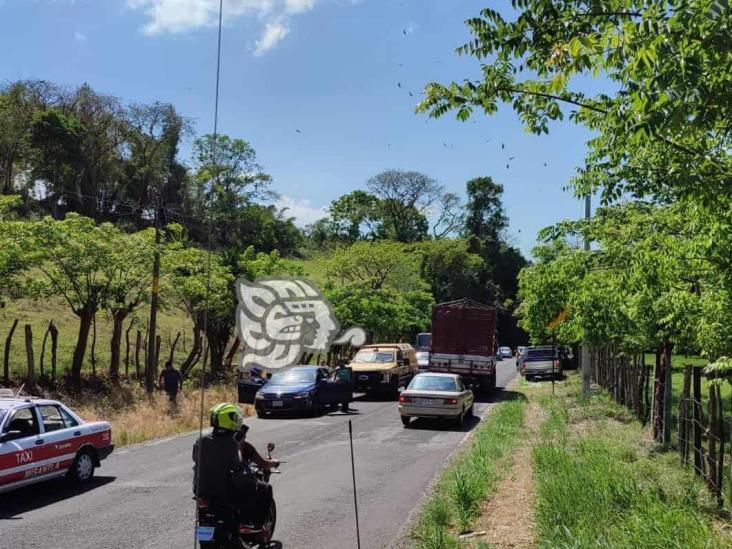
[267,442,275,453]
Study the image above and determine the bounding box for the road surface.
[1,360,517,549]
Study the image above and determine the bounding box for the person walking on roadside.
[159,360,183,402]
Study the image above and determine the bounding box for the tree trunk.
[125,319,134,378]
[109,310,127,383]
[3,319,19,384]
[49,322,58,385]
[24,325,35,389]
[40,321,53,379]
[181,325,203,378]
[224,337,239,370]
[168,331,181,365]
[71,312,93,388]
[135,330,142,378]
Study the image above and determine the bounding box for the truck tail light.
[444,398,458,405]
[399,395,411,403]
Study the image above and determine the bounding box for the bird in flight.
[501,142,505,149]
[408,91,414,97]
[295,129,302,134]
[403,29,407,35]
[398,82,402,88]
[508,157,515,160]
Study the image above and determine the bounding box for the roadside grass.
[532,375,729,549]
[410,398,526,548]
[68,384,253,447]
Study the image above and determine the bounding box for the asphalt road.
[1,360,517,549]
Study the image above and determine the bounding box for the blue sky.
[0,0,596,257]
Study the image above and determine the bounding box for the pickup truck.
[522,346,562,380]
[349,343,417,399]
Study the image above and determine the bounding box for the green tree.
[102,229,156,383]
[413,239,485,302]
[27,215,121,387]
[367,170,441,243]
[417,1,731,205]
[328,190,381,242]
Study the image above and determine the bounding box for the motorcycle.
[196,442,280,548]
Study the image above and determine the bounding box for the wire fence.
[591,349,732,514]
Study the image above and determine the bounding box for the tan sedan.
[398,373,474,428]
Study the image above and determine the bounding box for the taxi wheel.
[466,404,474,417]
[454,409,465,428]
[69,449,96,484]
[401,415,411,427]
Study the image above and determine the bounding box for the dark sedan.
[254,366,352,417]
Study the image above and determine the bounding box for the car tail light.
[399,395,411,403]
[443,398,458,405]
[554,360,561,367]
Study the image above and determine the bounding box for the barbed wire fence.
[592,349,732,515]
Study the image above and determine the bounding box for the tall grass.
[533,391,726,549]
[73,384,253,447]
[411,398,526,548]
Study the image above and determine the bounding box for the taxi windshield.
[353,351,395,364]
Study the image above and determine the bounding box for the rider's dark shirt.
[192,431,242,502]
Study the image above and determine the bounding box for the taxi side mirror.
[0,433,11,443]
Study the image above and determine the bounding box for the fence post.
[679,366,692,465]
[49,322,58,386]
[707,383,721,507]
[24,324,35,389]
[692,366,704,477]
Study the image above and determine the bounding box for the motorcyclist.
[192,403,278,525]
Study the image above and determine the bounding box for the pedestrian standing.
[159,360,183,403]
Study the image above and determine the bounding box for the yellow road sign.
[548,308,568,330]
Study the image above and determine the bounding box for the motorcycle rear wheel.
[262,499,277,540]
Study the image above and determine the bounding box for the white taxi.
[398,373,475,428]
[0,393,114,493]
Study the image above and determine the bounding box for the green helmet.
[209,403,244,432]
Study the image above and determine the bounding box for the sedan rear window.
[409,376,457,392]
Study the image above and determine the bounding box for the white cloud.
[253,18,289,56]
[276,195,327,226]
[73,31,87,42]
[126,0,334,54]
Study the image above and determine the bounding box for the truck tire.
[479,373,496,394]
[389,375,400,400]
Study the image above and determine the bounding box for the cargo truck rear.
[428,299,498,393]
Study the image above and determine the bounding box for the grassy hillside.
[0,298,191,379]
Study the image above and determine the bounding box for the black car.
[254,366,352,417]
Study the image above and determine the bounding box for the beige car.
[398,373,474,428]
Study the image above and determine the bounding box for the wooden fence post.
[169,331,181,365]
[124,319,134,379]
[49,322,58,385]
[135,330,142,378]
[707,383,721,506]
[24,324,35,389]
[40,320,53,379]
[679,365,692,466]
[3,318,19,384]
[692,366,705,477]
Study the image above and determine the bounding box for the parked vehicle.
[398,373,474,428]
[523,346,562,381]
[415,332,431,351]
[254,366,351,417]
[0,394,114,493]
[428,299,498,393]
[349,343,417,398]
[196,442,280,548]
[415,351,430,371]
[498,346,513,359]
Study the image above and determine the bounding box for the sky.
[0,0,597,257]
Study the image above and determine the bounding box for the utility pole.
[581,194,592,399]
[146,197,161,394]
